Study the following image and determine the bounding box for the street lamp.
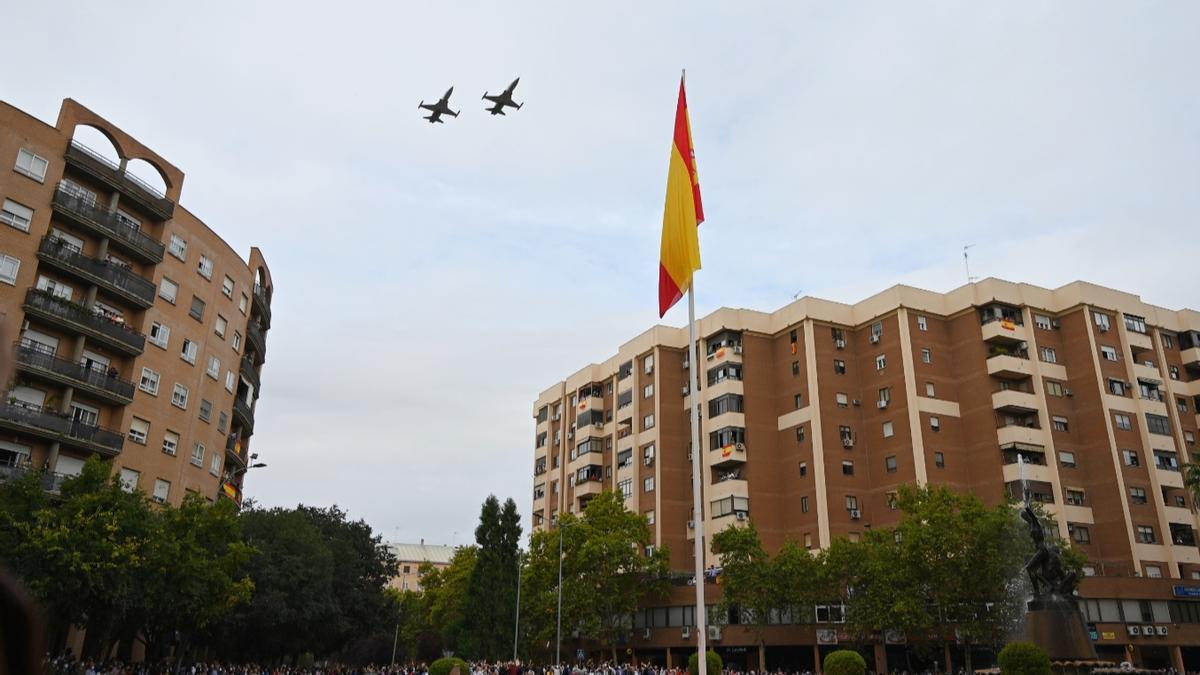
[513,550,525,662]
[555,518,580,671]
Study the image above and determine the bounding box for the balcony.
[1005,479,1055,504]
[1001,441,1047,468]
[233,397,255,436]
[992,389,1039,414]
[981,318,1028,345]
[37,236,156,308]
[987,353,1033,380]
[0,464,71,493]
[240,353,261,393]
[252,283,272,329]
[1127,330,1154,352]
[64,141,175,221]
[50,187,165,263]
[709,442,747,469]
[1183,347,1200,367]
[246,321,267,363]
[0,402,124,456]
[1170,525,1198,548]
[705,343,743,365]
[996,424,1045,448]
[709,477,749,504]
[225,433,247,468]
[574,476,604,498]
[14,341,135,405]
[22,289,145,355]
[1156,466,1185,489]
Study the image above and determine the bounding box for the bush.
[998,642,1051,675]
[823,650,866,675]
[687,650,723,675]
[430,657,471,675]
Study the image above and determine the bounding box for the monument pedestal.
[1025,597,1097,661]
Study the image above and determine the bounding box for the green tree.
[710,522,775,649]
[421,545,478,654]
[463,496,523,659]
[773,541,825,626]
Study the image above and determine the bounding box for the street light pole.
[513,551,523,662]
[556,524,564,671]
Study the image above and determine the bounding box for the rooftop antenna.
[963,244,979,284]
[792,289,803,300]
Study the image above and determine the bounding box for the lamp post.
[513,550,524,662]
[554,518,578,671]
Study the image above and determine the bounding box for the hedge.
[998,642,1051,675]
[823,650,866,675]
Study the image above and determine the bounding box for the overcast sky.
[3,2,1199,547]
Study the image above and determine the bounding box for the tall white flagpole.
[687,285,707,675]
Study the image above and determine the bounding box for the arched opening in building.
[124,158,169,197]
[69,124,122,167]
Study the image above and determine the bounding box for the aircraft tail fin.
[517,102,523,110]
[418,101,424,109]
[482,92,489,100]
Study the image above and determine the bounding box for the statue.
[1020,500,1078,600]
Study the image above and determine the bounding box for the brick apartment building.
[0,98,272,506]
[532,279,1200,670]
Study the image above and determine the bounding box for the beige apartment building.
[0,98,272,506]
[532,279,1200,670]
[386,541,457,593]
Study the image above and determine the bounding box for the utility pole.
[963,244,978,284]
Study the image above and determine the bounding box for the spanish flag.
[658,77,704,317]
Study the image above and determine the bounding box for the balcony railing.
[50,187,165,263]
[233,397,255,436]
[0,402,124,455]
[252,283,272,328]
[246,321,266,362]
[225,433,247,467]
[240,353,261,393]
[14,340,135,404]
[0,463,71,493]
[22,289,145,355]
[64,140,175,221]
[37,236,156,308]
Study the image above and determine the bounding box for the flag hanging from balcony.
[658,76,704,317]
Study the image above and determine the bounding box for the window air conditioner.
[1051,320,1061,329]
[835,339,846,349]
[645,365,654,375]
[733,345,743,355]
[707,626,722,641]
[842,437,854,448]
[1100,326,1109,332]
[734,442,746,451]
[869,334,880,344]
[849,509,861,520]
[682,359,690,369]
[681,626,691,639]
[567,430,574,439]
[1156,626,1169,636]
[877,400,888,409]
[687,520,695,529]
[645,457,654,466]
[682,385,690,396]
[1064,388,1073,397]
[852,399,862,407]
[642,628,651,639]
[552,413,561,421]
[735,512,748,522]
[1126,625,1140,636]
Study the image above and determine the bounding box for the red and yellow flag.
[658,77,704,317]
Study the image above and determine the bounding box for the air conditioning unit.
[734,442,746,452]
[681,626,691,639]
[567,430,574,439]
[1156,626,1169,636]
[687,520,695,529]
[1051,320,1061,329]
[708,626,722,641]
[735,512,748,521]
[733,345,743,355]
[552,413,561,421]
[642,628,651,639]
[877,400,888,409]
[842,437,854,449]
[852,399,862,407]
[1127,625,1140,636]
[849,509,861,520]
[835,339,846,349]
[645,457,654,466]
[681,385,690,396]
[1099,326,1109,333]
[869,334,880,344]
[682,359,690,369]
[645,365,654,375]
[1064,388,1074,397]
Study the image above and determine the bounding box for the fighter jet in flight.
[482,78,523,115]
[419,87,459,123]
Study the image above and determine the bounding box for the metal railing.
[252,283,272,327]
[22,289,145,354]
[246,321,266,359]
[37,236,156,307]
[233,397,255,435]
[240,353,260,391]
[51,187,165,262]
[0,464,71,493]
[0,402,124,454]
[15,340,136,401]
[64,140,174,220]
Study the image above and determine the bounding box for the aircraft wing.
[483,94,502,104]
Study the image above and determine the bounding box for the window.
[845,495,859,511]
[232,331,242,351]
[169,234,187,260]
[1114,413,1133,430]
[794,393,803,409]
[644,384,654,399]
[791,360,800,376]
[1146,565,1163,579]
[842,460,854,476]
[1178,397,1189,414]
[1108,379,1127,396]
[162,431,180,456]
[796,425,806,442]
[148,322,170,348]
[1100,345,1119,361]
[934,452,945,469]
[191,442,205,467]
[215,315,227,338]
[0,254,19,285]
[920,348,932,364]
[645,510,655,525]
[159,278,179,303]
[239,293,249,314]
[709,427,745,450]
[222,276,235,298]
[1122,449,1139,467]
[218,411,229,433]
[225,370,235,392]
[37,275,72,300]
[643,414,655,430]
[118,468,140,492]
[643,444,656,463]
[799,462,808,477]
[1,199,33,232]
[930,416,941,432]
[1052,416,1069,432]
[190,296,206,321]
[643,476,655,492]
[1146,414,1172,436]
[887,492,899,510]
[1059,451,1076,468]
[172,383,189,409]
[878,387,891,405]
[129,418,150,445]
[1034,314,1052,330]
[833,359,846,374]
[198,255,214,279]
[139,368,160,395]
[1066,489,1085,506]
[1163,333,1176,350]
[870,321,883,340]
[181,339,198,364]
[836,392,849,408]
[1045,381,1064,397]
[1039,347,1057,363]
[207,356,220,379]
[801,496,809,513]
[885,456,897,473]
[875,354,886,370]
[14,148,48,181]
[199,399,213,422]
[1125,314,1147,334]
[882,421,894,438]
[1186,431,1196,446]
[1136,525,1156,544]
[917,315,928,331]
[152,479,171,503]
[1094,312,1111,331]
[1070,524,1091,544]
